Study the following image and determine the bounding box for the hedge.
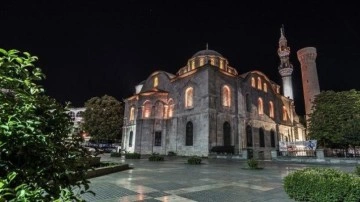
[284,167,360,202]
[125,152,141,159]
[188,156,202,165]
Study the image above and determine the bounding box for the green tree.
[83,95,123,143]
[308,90,360,148]
[0,49,91,201]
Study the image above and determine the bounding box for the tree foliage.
[308,90,360,148]
[83,95,123,142]
[0,48,91,201]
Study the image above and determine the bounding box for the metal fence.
[278,149,316,157]
[324,148,360,158]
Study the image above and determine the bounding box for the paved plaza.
[80,154,356,202]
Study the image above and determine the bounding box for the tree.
[0,49,91,201]
[83,95,123,143]
[308,90,360,148]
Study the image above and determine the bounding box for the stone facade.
[122,46,307,159]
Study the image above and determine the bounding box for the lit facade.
[122,47,306,159]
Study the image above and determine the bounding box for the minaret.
[297,47,320,121]
[278,25,294,100]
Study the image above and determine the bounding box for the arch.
[251,77,256,87]
[246,93,251,112]
[257,77,262,90]
[270,130,276,147]
[186,121,193,146]
[259,128,265,147]
[282,106,288,121]
[223,122,231,146]
[222,85,231,107]
[153,76,158,87]
[258,98,264,115]
[129,131,133,147]
[129,106,135,121]
[68,111,75,121]
[269,101,274,118]
[76,111,83,118]
[142,100,152,118]
[246,125,252,147]
[185,87,194,108]
[154,101,164,119]
[264,83,267,92]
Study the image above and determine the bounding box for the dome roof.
[192,49,223,57]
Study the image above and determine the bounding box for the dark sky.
[1,1,360,115]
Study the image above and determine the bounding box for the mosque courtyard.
[81,154,355,202]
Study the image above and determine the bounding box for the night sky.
[1,1,360,116]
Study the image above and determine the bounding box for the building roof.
[192,49,223,57]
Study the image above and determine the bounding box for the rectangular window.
[154,131,162,146]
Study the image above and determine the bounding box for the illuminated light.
[251,77,256,87]
[222,85,231,107]
[258,98,263,115]
[164,105,168,118]
[154,76,158,87]
[257,77,262,90]
[129,107,135,121]
[191,60,195,70]
[269,101,274,118]
[142,101,152,118]
[283,106,287,121]
[220,60,224,69]
[199,58,204,66]
[264,83,267,92]
[185,87,193,108]
[210,58,215,65]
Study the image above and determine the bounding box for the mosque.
[121,27,320,159]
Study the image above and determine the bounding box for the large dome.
[192,49,223,57]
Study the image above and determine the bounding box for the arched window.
[246,94,251,112]
[185,87,193,108]
[270,130,276,147]
[76,111,83,118]
[68,111,75,121]
[129,131,133,147]
[259,128,265,147]
[154,76,158,88]
[223,122,231,146]
[129,106,135,121]
[251,77,256,87]
[168,99,174,118]
[210,58,215,65]
[246,125,252,147]
[154,101,164,119]
[258,98,263,115]
[186,121,193,146]
[199,58,205,66]
[283,106,287,121]
[191,60,195,70]
[222,85,231,107]
[257,77,262,90]
[143,101,152,118]
[269,101,274,118]
[220,60,224,69]
[264,83,267,92]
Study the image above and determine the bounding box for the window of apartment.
[155,131,162,146]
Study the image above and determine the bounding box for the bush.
[110,152,122,157]
[148,153,164,161]
[188,156,202,165]
[125,152,141,159]
[247,158,258,169]
[168,151,177,156]
[284,167,360,202]
[355,165,360,176]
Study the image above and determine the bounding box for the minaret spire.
[277,25,294,100]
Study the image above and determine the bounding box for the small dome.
[192,49,223,57]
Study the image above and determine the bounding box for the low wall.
[273,157,360,164]
[86,164,130,178]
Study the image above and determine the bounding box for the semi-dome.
[192,49,223,57]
